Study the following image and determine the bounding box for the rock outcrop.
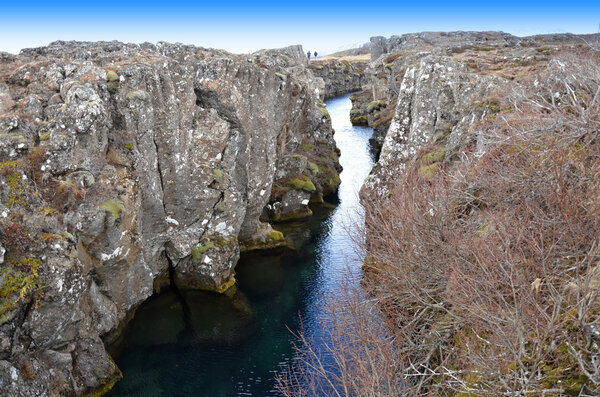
[357,32,600,396]
[0,41,340,396]
[359,32,600,194]
[309,58,367,99]
[363,55,502,196]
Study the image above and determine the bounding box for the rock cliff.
[356,32,600,395]
[0,41,340,396]
[359,32,600,194]
[308,58,367,98]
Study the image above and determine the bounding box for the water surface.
[109,93,375,396]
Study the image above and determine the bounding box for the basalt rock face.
[0,41,340,396]
[309,58,367,99]
[369,31,518,60]
[360,32,600,195]
[363,55,502,196]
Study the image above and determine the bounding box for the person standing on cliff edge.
[314,51,318,59]
[307,51,311,60]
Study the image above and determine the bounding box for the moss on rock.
[421,149,446,165]
[317,106,331,121]
[0,134,25,144]
[366,100,386,113]
[213,169,224,180]
[214,276,236,294]
[39,131,51,141]
[275,207,313,222]
[105,70,119,82]
[215,236,232,247]
[191,241,214,262]
[320,168,341,196]
[99,199,125,221]
[418,163,438,179]
[350,109,368,126]
[300,143,314,151]
[240,223,286,252]
[126,90,147,100]
[288,176,316,193]
[83,354,123,397]
[267,230,285,242]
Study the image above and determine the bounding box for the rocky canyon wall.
[357,32,600,191]
[0,41,340,396]
[308,58,367,99]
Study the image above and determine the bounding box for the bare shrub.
[361,51,600,395]
[278,50,600,396]
[276,280,403,397]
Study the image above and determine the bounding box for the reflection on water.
[109,93,374,396]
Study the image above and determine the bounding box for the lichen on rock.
[0,39,341,396]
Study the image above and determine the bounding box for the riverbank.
[109,93,375,395]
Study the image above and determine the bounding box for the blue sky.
[1,0,599,54]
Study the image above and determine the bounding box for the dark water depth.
[109,93,375,396]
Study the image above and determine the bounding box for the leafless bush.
[364,51,600,395]
[276,280,403,397]
[279,51,600,396]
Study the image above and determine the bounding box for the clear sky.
[1,0,599,55]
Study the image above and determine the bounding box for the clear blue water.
[108,93,375,396]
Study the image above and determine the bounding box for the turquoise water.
[108,93,375,396]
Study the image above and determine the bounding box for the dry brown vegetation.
[279,51,600,396]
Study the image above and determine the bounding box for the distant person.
[314,51,318,59]
[307,51,311,60]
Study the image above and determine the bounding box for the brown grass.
[278,50,600,396]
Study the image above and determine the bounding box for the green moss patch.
[213,169,224,180]
[215,236,232,247]
[240,226,286,252]
[418,163,438,179]
[421,149,446,165]
[275,207,313,221]
[2,162,29,208]
[350,114,368,126]
[0,257,42,325]
[106,70,119,82]
[288,176,316,193]
[267,230,285,242]
[300,143,314,151]
[320,168,341,196]
[214,276,236,294]
[317,106,331,121]
[191,241,214,262]
[39,131,51,141]
[0,134,25,144]
[126,90,147,100]
[107,80,119,94]
[99,199,125,221]
[366,100,386,113]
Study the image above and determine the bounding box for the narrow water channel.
[109,93,375,396]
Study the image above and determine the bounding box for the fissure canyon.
[1,31,600,396]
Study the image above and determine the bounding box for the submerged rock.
[127,292,185,347]
[183,289,257,346]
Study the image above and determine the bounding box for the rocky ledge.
[354,31,600,162]
[0,41,340,396]
[309,57,367,99]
